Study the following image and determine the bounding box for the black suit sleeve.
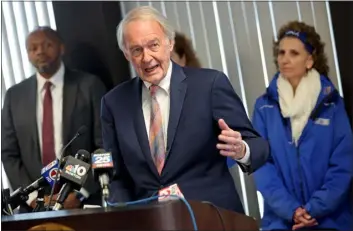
[1,88,32,190]
[211,71,269,174]
[91,77,106,150]
[101,96,133,202]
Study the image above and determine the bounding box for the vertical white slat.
[325,1,343,96]
[1,12,15,89]
[186,1,196,48]
[35,1,50,26]
[24,1,39,31]
[12,2,33,78]
[298,2,315,27]
[199,1,212,68]
[296,1,302,21]
[119,1,126,17]
[173,1,181,31]
[119,2,136,79]
[268,1,277,42]
[160,1,167,17]
[46,1,57,30]
[227,1,249,116]
[2,2,26,84]
[0,7,12,188]
[310,1,317,28]
[253,1,269,87]
[241,1,252,49]
[212,1,229,77]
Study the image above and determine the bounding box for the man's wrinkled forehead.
[123,19,167,45]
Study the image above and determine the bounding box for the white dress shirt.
[141,61,250,166]
[36,63,65,159]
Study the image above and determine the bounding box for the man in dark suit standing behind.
[1,26,106,212]
[102,6,269,214]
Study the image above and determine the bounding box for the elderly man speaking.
[101,6,269,214]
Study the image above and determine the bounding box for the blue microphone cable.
[107,195,198,230]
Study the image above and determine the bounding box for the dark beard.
[36,59,61,77]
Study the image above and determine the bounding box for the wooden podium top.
[2,200,259,230]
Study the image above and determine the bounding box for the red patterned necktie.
[42,81,56,166]
[149,85,166,175]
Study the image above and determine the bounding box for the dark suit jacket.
[101,62,269,213]
[1,67,106,210]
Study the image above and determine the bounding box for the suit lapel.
[166,63,187,159]
[133,78,160,177]
[62,68,78,144]
[27,76,41,164]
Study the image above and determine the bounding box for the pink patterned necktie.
[149,85,166,175]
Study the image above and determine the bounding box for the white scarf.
[277,69,321,145]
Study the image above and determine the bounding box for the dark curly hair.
[173,32,202,68]
[273,21,329,76]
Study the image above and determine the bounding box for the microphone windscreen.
[77,126,87,136]
[93,148,106,154]
[76,149,91,162]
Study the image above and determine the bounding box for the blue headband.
[284,30,314,54]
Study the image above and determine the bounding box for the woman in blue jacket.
[252,21,353,230]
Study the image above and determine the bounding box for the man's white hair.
[116,6,175,52]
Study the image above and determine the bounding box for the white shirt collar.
[36,62,65,91]
[142,60,173,94]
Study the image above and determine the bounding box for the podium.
[1,200,259,230]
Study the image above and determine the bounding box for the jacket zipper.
[293,90,336,204]
[296,147,305,204]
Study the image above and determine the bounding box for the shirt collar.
[36,62,65,91]
[143,60,173,94]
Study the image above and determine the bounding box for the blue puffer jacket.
[252,73,353,230]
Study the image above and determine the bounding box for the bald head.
[26,26,64,78]
[26,26,63,47]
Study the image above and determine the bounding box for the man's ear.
[123,49,130,61]
[169,39,175,52]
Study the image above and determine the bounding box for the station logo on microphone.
[92,152,114,168]
[41,159,58,174]
[46,168,59,183]
[64,164,87,179]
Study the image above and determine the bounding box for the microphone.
[40,159,66,188]
[52,149,91,211]
[91,149,114,206]
[6,159,64,210]
[2,188,13,215]
[46,125,87,211]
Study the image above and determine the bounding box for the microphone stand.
[46,129,84,211]
[33,187,45,212]
[102,195,108,208]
